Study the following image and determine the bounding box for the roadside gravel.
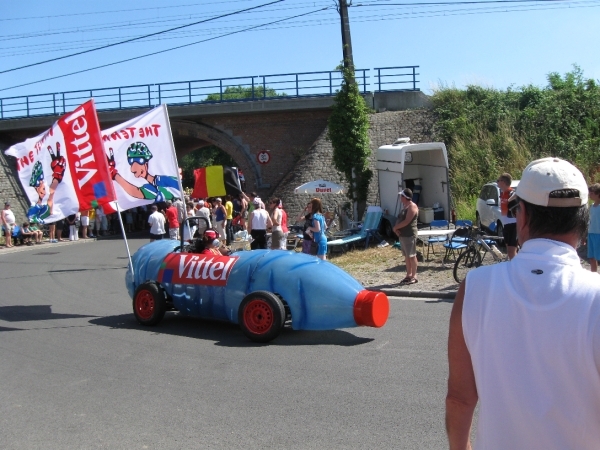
[331,241,592,296]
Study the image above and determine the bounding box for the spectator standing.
[306,198,328,260]
[124,210,134,232]
[195,200,211,235]
[1,202,16,247]
[183,202,196,242]
[247,199,272,249]
[393,189,419,285]
[88,207,96,238]
[80,209,90,238]
[213,198,227,244]
[587,183,600,272]
[297,202,313,254]
[165,200,179,240]
[269,197,284,250]
[174,197,185,225]
[95,207,107,236]
[279,201,289,250]
[67,214,79,241]
[55,217,65,242]
[225,195,234,245]
[239,193,248,230]
[497,172,518,259]
[446,157,600,450]
[147,205,165,242]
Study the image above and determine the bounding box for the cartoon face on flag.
[4,100,115,224]
[102,104,181,213]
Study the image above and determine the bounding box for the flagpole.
[114,201,134,275]
[163,104,190,238]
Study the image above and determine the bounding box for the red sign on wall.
[256,150,270,165]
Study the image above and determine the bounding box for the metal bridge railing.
[0,66,418,120]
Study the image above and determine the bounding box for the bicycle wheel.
[453,247,482,283]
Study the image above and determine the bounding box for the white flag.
[102,104,181,213]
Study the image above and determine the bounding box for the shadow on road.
[89,313,374,347]
[0,305,97,323]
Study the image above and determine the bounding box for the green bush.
[432,66,600,210]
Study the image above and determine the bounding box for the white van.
[376,138,451,236]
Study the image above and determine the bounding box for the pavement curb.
[378,288,456,299]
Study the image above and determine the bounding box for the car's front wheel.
[238,291,285,343]
[133,282,166,326]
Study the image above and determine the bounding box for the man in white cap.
[446,157,600,450]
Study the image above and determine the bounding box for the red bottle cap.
[353,290,389,328]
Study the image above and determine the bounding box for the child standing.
[587,183,600,272]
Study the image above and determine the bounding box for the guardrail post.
[0,98,3,119]
[329,71,333,95]
[53,94,57,115]
[62,93,65,115]
[188,81,192,104]
[262,76,266,99]
[412,66,416,90]
[148,85,152,106]
[119,87,122,109]
[157,85,162,106]
[251,78,255,100]
[295,74,299,97]
[26,97,29,117]
[363,70,367,93]
[220,79,223,102]
[377,68,382,92]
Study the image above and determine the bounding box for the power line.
[0,0,284,75]
[0,7,330,93]
[354,0,577,6]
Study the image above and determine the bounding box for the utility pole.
[337,0,355,70]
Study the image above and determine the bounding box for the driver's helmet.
[204,230,218,240]
[126,142,152,166]
[29,161,44,187]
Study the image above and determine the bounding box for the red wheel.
[238,291,285,343]
[133,282,166,326]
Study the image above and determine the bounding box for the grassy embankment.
[432,66,600,221]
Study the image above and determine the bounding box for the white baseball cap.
[509,157,588,207]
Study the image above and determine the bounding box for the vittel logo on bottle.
[158,254,238,286]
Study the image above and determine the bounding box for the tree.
[205,85,283,102]
[327,65,372,219]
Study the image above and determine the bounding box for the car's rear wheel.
[475,213,482,230]
[383,219,394,238]
[238,291,285,343]
[133,282,166,326]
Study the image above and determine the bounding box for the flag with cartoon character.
[102,104,182,213]
[4,100,116,224]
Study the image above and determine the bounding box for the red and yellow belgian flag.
[191,165,242,199]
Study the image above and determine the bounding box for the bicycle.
[453,226,506,283]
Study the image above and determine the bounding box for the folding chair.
[425,219,450,260]
[443,226,470,262]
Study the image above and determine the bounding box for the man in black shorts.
[498,173,518,259]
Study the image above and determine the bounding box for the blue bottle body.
[126,241,366,330]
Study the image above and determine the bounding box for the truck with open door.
[377,138,451,236]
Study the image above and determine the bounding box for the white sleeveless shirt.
[463,239,600,449]
[251,209,269,230]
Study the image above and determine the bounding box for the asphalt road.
[0,237,453,450]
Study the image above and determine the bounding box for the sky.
[1,0,599,103]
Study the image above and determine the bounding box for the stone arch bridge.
[0,91,434,222]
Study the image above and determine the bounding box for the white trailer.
[377,138,451,236]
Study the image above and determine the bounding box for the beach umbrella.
[294,180,345,195]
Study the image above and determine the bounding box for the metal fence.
[0,66,419,120]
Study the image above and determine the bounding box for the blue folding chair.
[444,226,470,262]
[425,219,450,260]
[451,220,473,244]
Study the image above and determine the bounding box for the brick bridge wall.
[0,108,435,226]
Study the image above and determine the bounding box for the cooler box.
[418,208,434,224]
[433,207,444,220]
